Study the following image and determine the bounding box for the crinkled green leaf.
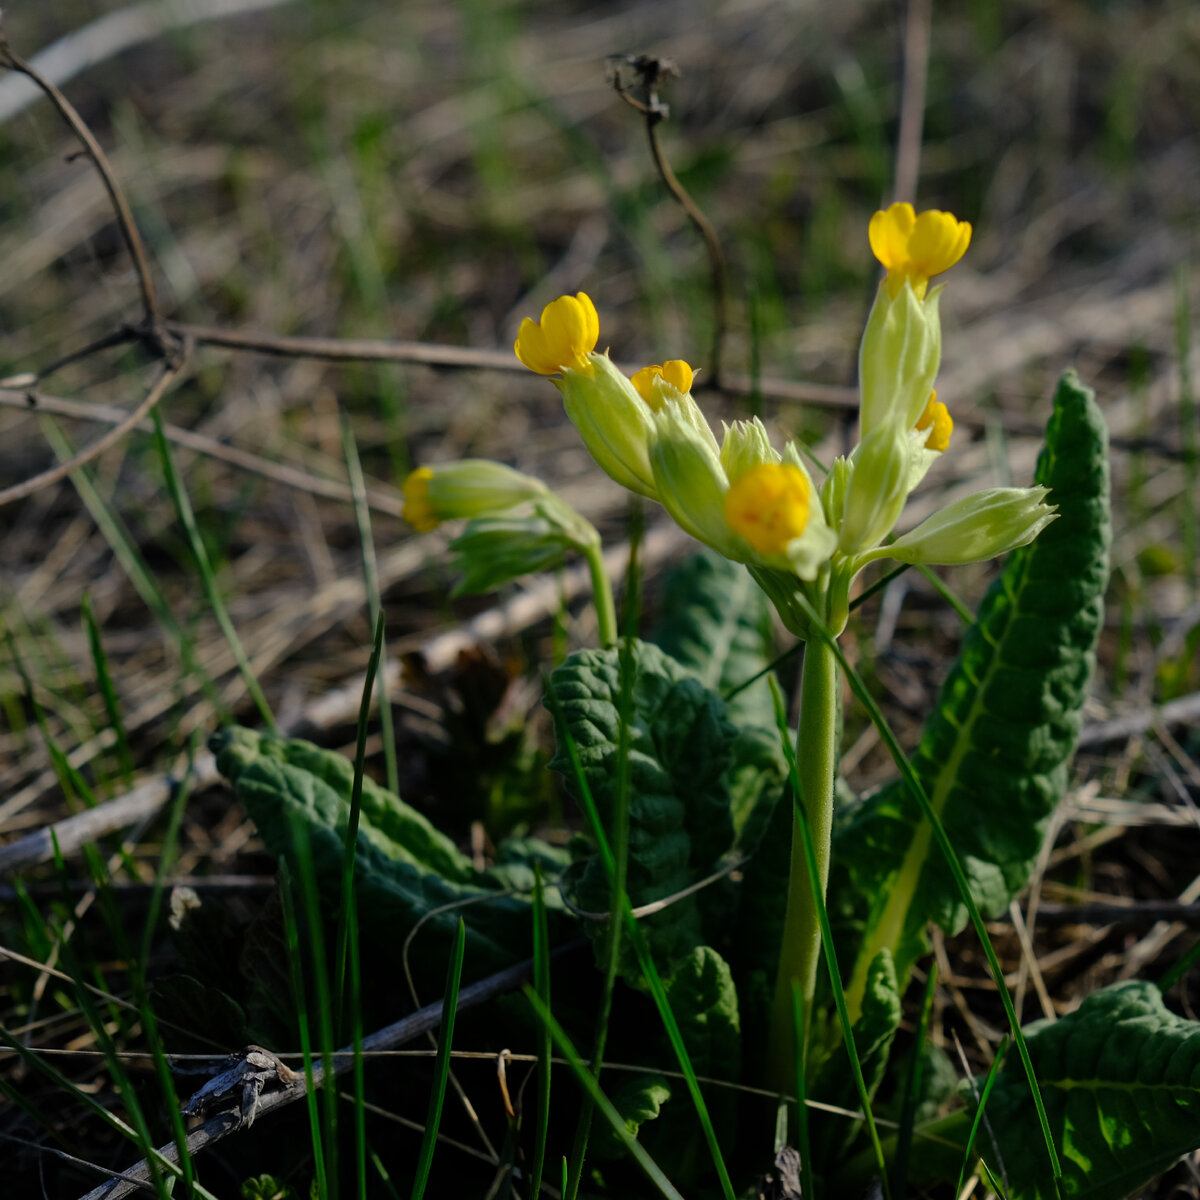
[548,640,738,977]
[832,371,1111,1007]
[979,982,1200,1200]
[810,949,901,1164]
[591,1075,673,1159]
[653,551,787,847]
[642,946,742,1181]
[210,727,569,988]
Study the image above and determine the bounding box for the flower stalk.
[767,631,840,1086]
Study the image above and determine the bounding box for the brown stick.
[0,32,164,338]
[0,359,187,508]
[77,951,570,1200]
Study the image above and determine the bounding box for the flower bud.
[558,353,660,498]
[838,424,911,556]
[858,282,943,439]
[863,486,1057,566]
[403,460,548,532]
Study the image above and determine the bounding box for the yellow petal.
[869,203,971,297]
[723,462,811,556]
[402,467,437,532]
[514,292,599,375]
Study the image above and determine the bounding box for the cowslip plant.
[238,202,1200,1198]
[504,203,1056,1078]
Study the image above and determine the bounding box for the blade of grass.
[0,1027,222,1200]
[80,594,134,785]
[334,609,386,1036]
[893,962,938,1198]
[410,918,467,1200]
[524,988,686,1200]
[527,862,552,1200]
[39,413,220,712]
[1175,266,1197,598]
[564,508,643,1200]
[149,407,275,729]
[341,417,398,794]
[278,857,329,1200]
[790,982,816,1200]
[348,899,367,1200]
[546,678,737,1200]
[955,1036,1010,1200]
[768,677,892,1200]
[287,817,340,1200]
[793,592,1064,1195]
[1158,934,1200,994]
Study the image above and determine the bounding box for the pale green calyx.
[557,352,659,499]
[720,417,780,484]
[859,486,1058,567]
[838,423,912,556]
[403,459,549,531]
[858,281,943,438]
[649,400,743,560]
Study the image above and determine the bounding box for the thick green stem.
[583,538,618,649]
[767,635,839,1089]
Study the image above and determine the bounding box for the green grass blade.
[341,417,398,794]
[790,983,816,1200]
[38,414,219,709]
[768,678,892,1200]
[278,856,329,1200]
[524,988,687,1200]
[955,1036,1010,1199]
[410,918,467,1200]
[1158,934,1200,995]
[527,862,552,1200]
[1175,266,1197,597]
[287,816,340,1200]
[334,609,386,1035]
[546,677,737,1200]
[80,593,134,785]
[149,406,275,729]
[914,565,973,625]
[349,899,368,1200]
[795,593,1064,1195]
[893,962,938,1198]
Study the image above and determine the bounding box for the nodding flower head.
[631,360,695,407]
[723,462,812,557]
[869,202,971,299]
[401,460,548,532]
[915,390,953,452]
[514,292,599,375]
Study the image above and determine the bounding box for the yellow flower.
[402,466,437,532]
[723,463,811,556]
[514,292,599,375]
[869,202,971,299]
[631,360,695,406]
[915,390,953,452]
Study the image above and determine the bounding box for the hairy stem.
[583,537,618,648]
[767,635,839,1087]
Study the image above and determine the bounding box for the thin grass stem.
[410,918,467,1200]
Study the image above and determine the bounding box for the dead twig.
[0,31,169,347]
[78,947,581,1200]
[610,54,729,386]
[0,358,188,509]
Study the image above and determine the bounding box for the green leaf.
[833,370,1111,1011]
[209,727,569,987]
[591,1075,674,1159]
[640,947,742,1180]
[811,949,901,1162]
[652,550,787,847]
[979,981,1200,1200]
[549,640,738,977]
